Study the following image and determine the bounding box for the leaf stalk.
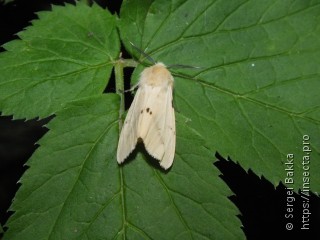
[114,56,137,131]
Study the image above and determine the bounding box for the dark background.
[0,0,319,239]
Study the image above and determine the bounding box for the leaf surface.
[0,3,119,119]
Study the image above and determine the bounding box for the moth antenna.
[118,83,139,94]
[129,41,157,65]
[125,83,139,93]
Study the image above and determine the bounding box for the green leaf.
[4,95,120,240]
[0,2,119,119]
[119,0,320,192]
[121,116,243,239]
[4,94,243,239]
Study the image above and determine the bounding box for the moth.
[117,62,176,169]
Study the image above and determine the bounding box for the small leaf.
[0,3,120,119]
[119,0,320,193]
[119,114,243,239]
[4,95,120,240]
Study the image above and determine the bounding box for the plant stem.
[114,57,138,131]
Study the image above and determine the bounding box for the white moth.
[117,62,175,169]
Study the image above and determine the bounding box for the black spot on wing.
[145,107,152,115]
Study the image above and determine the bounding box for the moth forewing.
[117,62,176,169]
